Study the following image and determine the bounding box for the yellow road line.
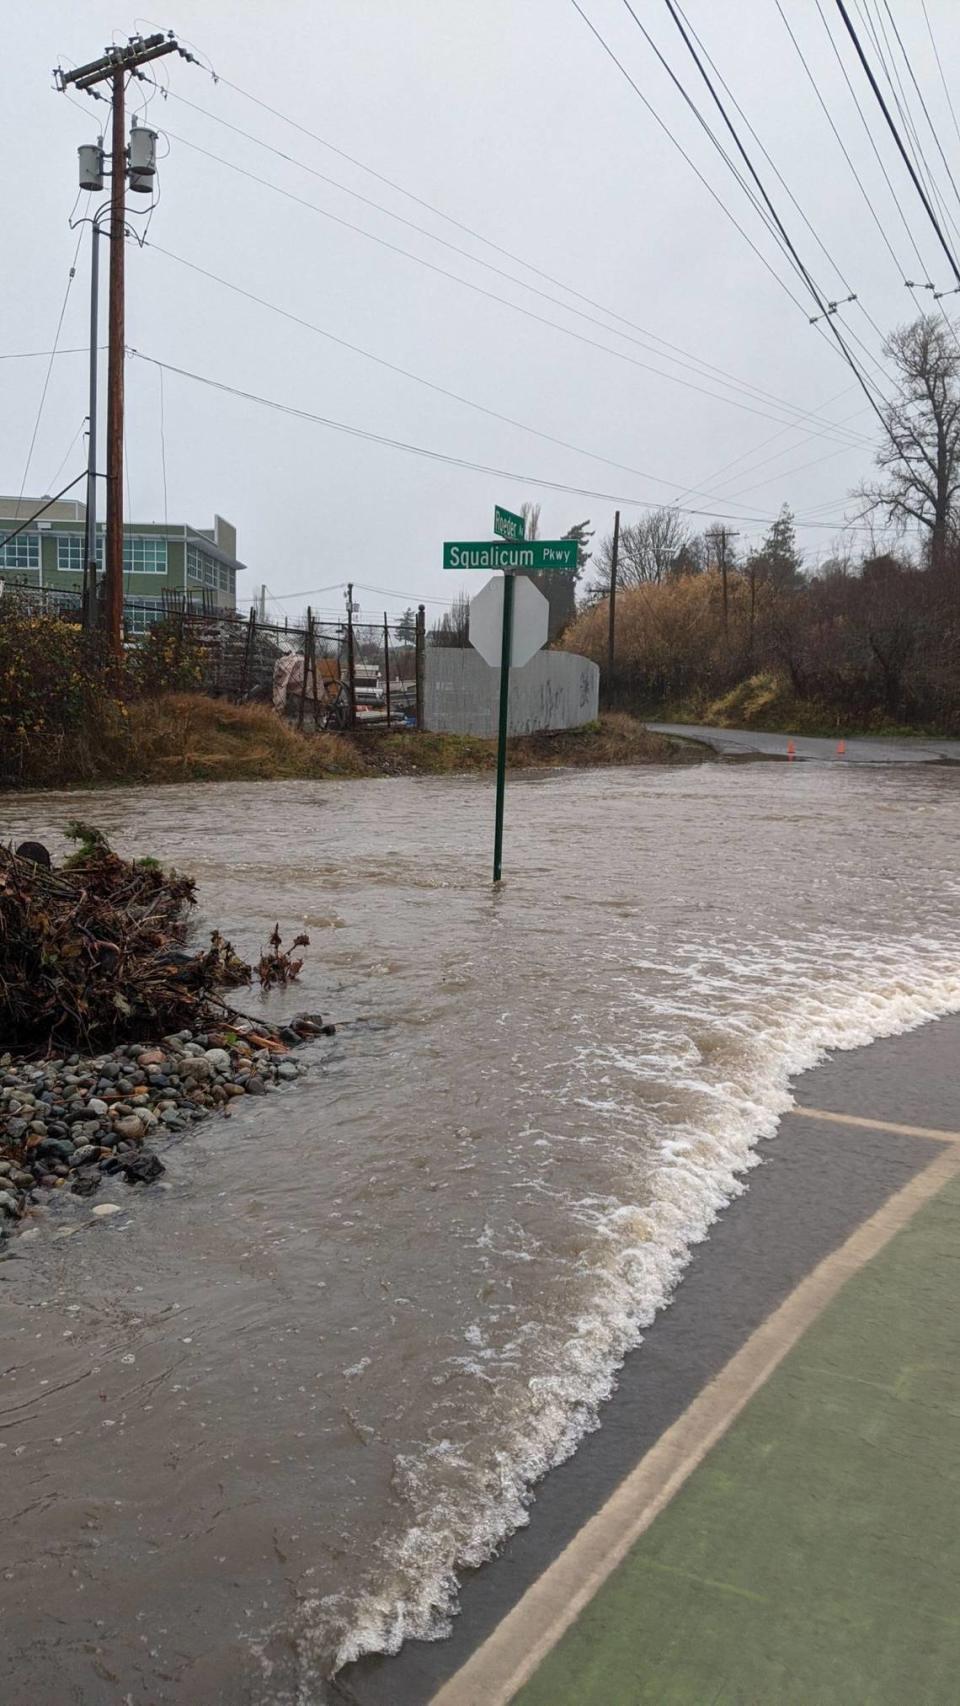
[429,1144,960,1706]
[793,1106,960,1143]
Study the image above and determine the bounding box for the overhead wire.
[17,216,88,506]
[831,0,960,289]
[632,0,895,430]
[921,0,960,157]
[565,0,817,322]
[152,130,871,445]
[857,0,960,249]
[125,346,884,533]
[813,0,936,283]
[774,0,926,316]
[151,82,855,427]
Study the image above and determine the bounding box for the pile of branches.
[0,823,289,1053]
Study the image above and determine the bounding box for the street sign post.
[445,508,570,881]
[494,503,525,541]
[444,539,578,572]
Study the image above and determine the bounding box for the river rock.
[244,1075,266,1096]
[91,1202,123,1217]
[114,1115,146,1143]
[276,1061,300,1080]
[204,1048,231,1073]
[0,1192,21,1217]
[120,1151,165,1184]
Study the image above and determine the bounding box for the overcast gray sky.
[6,0,960,623]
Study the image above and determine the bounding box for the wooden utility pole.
[383,613,392,725]
[346,583,357,728]
[606,508,620,702]
[56,34,185,659]
[105,64,126,659]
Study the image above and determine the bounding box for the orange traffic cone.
[836,738,846,757]
[787,738,796,761]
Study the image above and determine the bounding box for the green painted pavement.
[515,1171,960,1706]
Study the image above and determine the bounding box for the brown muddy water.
[2,762,959,1705]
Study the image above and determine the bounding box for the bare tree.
[860,316,960,571]
[592,507,693,591]
[520,502,541,541]
[430,590,470,647]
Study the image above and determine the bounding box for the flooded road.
[2,762,959,1705]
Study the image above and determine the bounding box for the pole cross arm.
[56,34,179,92]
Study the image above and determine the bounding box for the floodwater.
[1,761,959,1705]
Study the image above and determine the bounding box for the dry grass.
[3,696,705,792]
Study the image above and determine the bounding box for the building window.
[57,535,84,572]
[187,543,234,599]
[0,530,39,572]
[124,537,167,574]
[123,598,165,636]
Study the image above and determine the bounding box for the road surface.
[647,721,960,763]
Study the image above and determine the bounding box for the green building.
[0,496,246,632]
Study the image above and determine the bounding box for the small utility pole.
[57,34,187,658]
[606,508,620,703]
[345,582,357,728]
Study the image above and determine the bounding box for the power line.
[774,0,925,311]
[0,346,100,361]
[156,83,856,428]
[182,62,833,389]
[565,0,820,320]
[813,0,936,283]
[17,220,87,506]
[125,346,883,532]
[153,133,870,446]
[145,239,874,522]
[646,0,893,432]
[921,0,960,159]
[878,0,960,229]
[859,0,960,249]
[832,0,960,289]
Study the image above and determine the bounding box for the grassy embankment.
[621,674,939,739]
[5,695,706,790]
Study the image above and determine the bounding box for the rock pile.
[0,1013,333,1237]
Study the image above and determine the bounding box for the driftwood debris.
[0,823,305,1053]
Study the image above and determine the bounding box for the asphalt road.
[647,722,960,763]
[335,1017,960,1706]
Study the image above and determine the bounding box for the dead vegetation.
[0,823,308,1053]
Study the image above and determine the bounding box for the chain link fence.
[0,580,428,731]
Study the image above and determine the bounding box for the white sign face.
[468,575,549,669]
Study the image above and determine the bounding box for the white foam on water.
[277,935,960,1693]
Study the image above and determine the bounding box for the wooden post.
[346,585,357,729]
[105,65,126,661]
[298,608,312,731]
[606,508,620,705]
[383,612,392,725]
[415,603,426,730]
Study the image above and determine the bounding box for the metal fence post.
[347,600,357,729]
[415,603,425,730]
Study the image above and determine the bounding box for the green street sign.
[494,504,525,542]
[443,539,578,572]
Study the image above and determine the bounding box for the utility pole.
[345,582,357,728]
[258,583,267,622]
[83,206,102,629]
[57,34,187,658]
[606,508,620,704]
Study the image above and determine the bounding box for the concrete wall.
[424,647,599,736]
